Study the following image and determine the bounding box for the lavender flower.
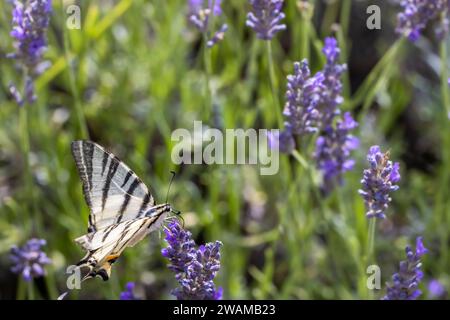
[162,221,196,274]
[273,38,356,192]
[396,0,450,41]
[10,238,52,282]
[383,237,428,300]
[246,0,286,40]
[282,60,323,137]
[277,38,347,155]
[428,279,446,298]
[162,221,223,300]
[359,146,401,219]
[9,0,52,105]
[314,112,359,192]
[320,37,346,128]
[188,0,227,47]
[119,282,140,300]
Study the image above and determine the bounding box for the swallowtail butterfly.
[71,140,175,281]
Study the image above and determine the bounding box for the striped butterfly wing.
[75,213,166,254]
[71,140,155,231]
[74,209,169,281]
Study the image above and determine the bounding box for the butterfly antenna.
[165,171,176,204]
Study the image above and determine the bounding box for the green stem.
[266,41,283,128]
[203,33,213,120]
[291,149,308,170]
[339,0,352,39]
[348,38,405,110]
[19,105,35,235]
[27,281,35,300]
[16,277,26,300]
[297,1,312,60]
[61,0,89,139]
[291,149,328,221]
[438,40,450,270]
[366,218,376,299]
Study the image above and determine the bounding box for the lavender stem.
[366,218,376,299]
[266,41,283,127]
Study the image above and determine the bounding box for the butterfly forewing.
[71,140,155,231]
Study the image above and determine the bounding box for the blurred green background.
[0,0,449,299]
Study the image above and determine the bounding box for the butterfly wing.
[71,140,155,231]
[74,212,169,281]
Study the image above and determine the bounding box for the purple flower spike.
[10,238,52,282]
[278,37,347,151]
[314,112,359,192]
[274,38,355,192]
[119,282,140,300]
[396,0,450,41]
[320,37,346,128]
[359,146,400,219]
[383,237,428,300]
[246,0,286,40]
[8,0,52,105]
[162,221,223,300]
[282,60,323,138]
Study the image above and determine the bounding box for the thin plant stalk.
[339,0,351,40]
[203,33,213,119]
[296,0,312,60]
[366,218,376,299]
[201,0,216,120]
[27,281,34,300]
[266,40,283,127]
[348,38,405,110]
[16,275,26,300]
[438,41,450,269]
[19,104,35,235]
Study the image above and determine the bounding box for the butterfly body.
[71,140,172,281]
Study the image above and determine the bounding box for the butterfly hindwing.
[74,208,170,281]
[71,140,155,231]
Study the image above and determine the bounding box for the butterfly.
[71,140,177,281]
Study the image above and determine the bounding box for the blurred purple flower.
[320,37,346,128]
[277,38,347,155]
[10,238,52,282]
[188,0,227,47]
[267,129,295,154]
[120,282,140,300]
[428,279,446,298]
[246,0,286,40]
[162,221,223,300]
[383,237,428,300]
[359,146,400,219]
[189,0,222,16]
[8,0,52,106]
[206,23,228,48]
[314,112,359,192]
[396,0,450,41]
